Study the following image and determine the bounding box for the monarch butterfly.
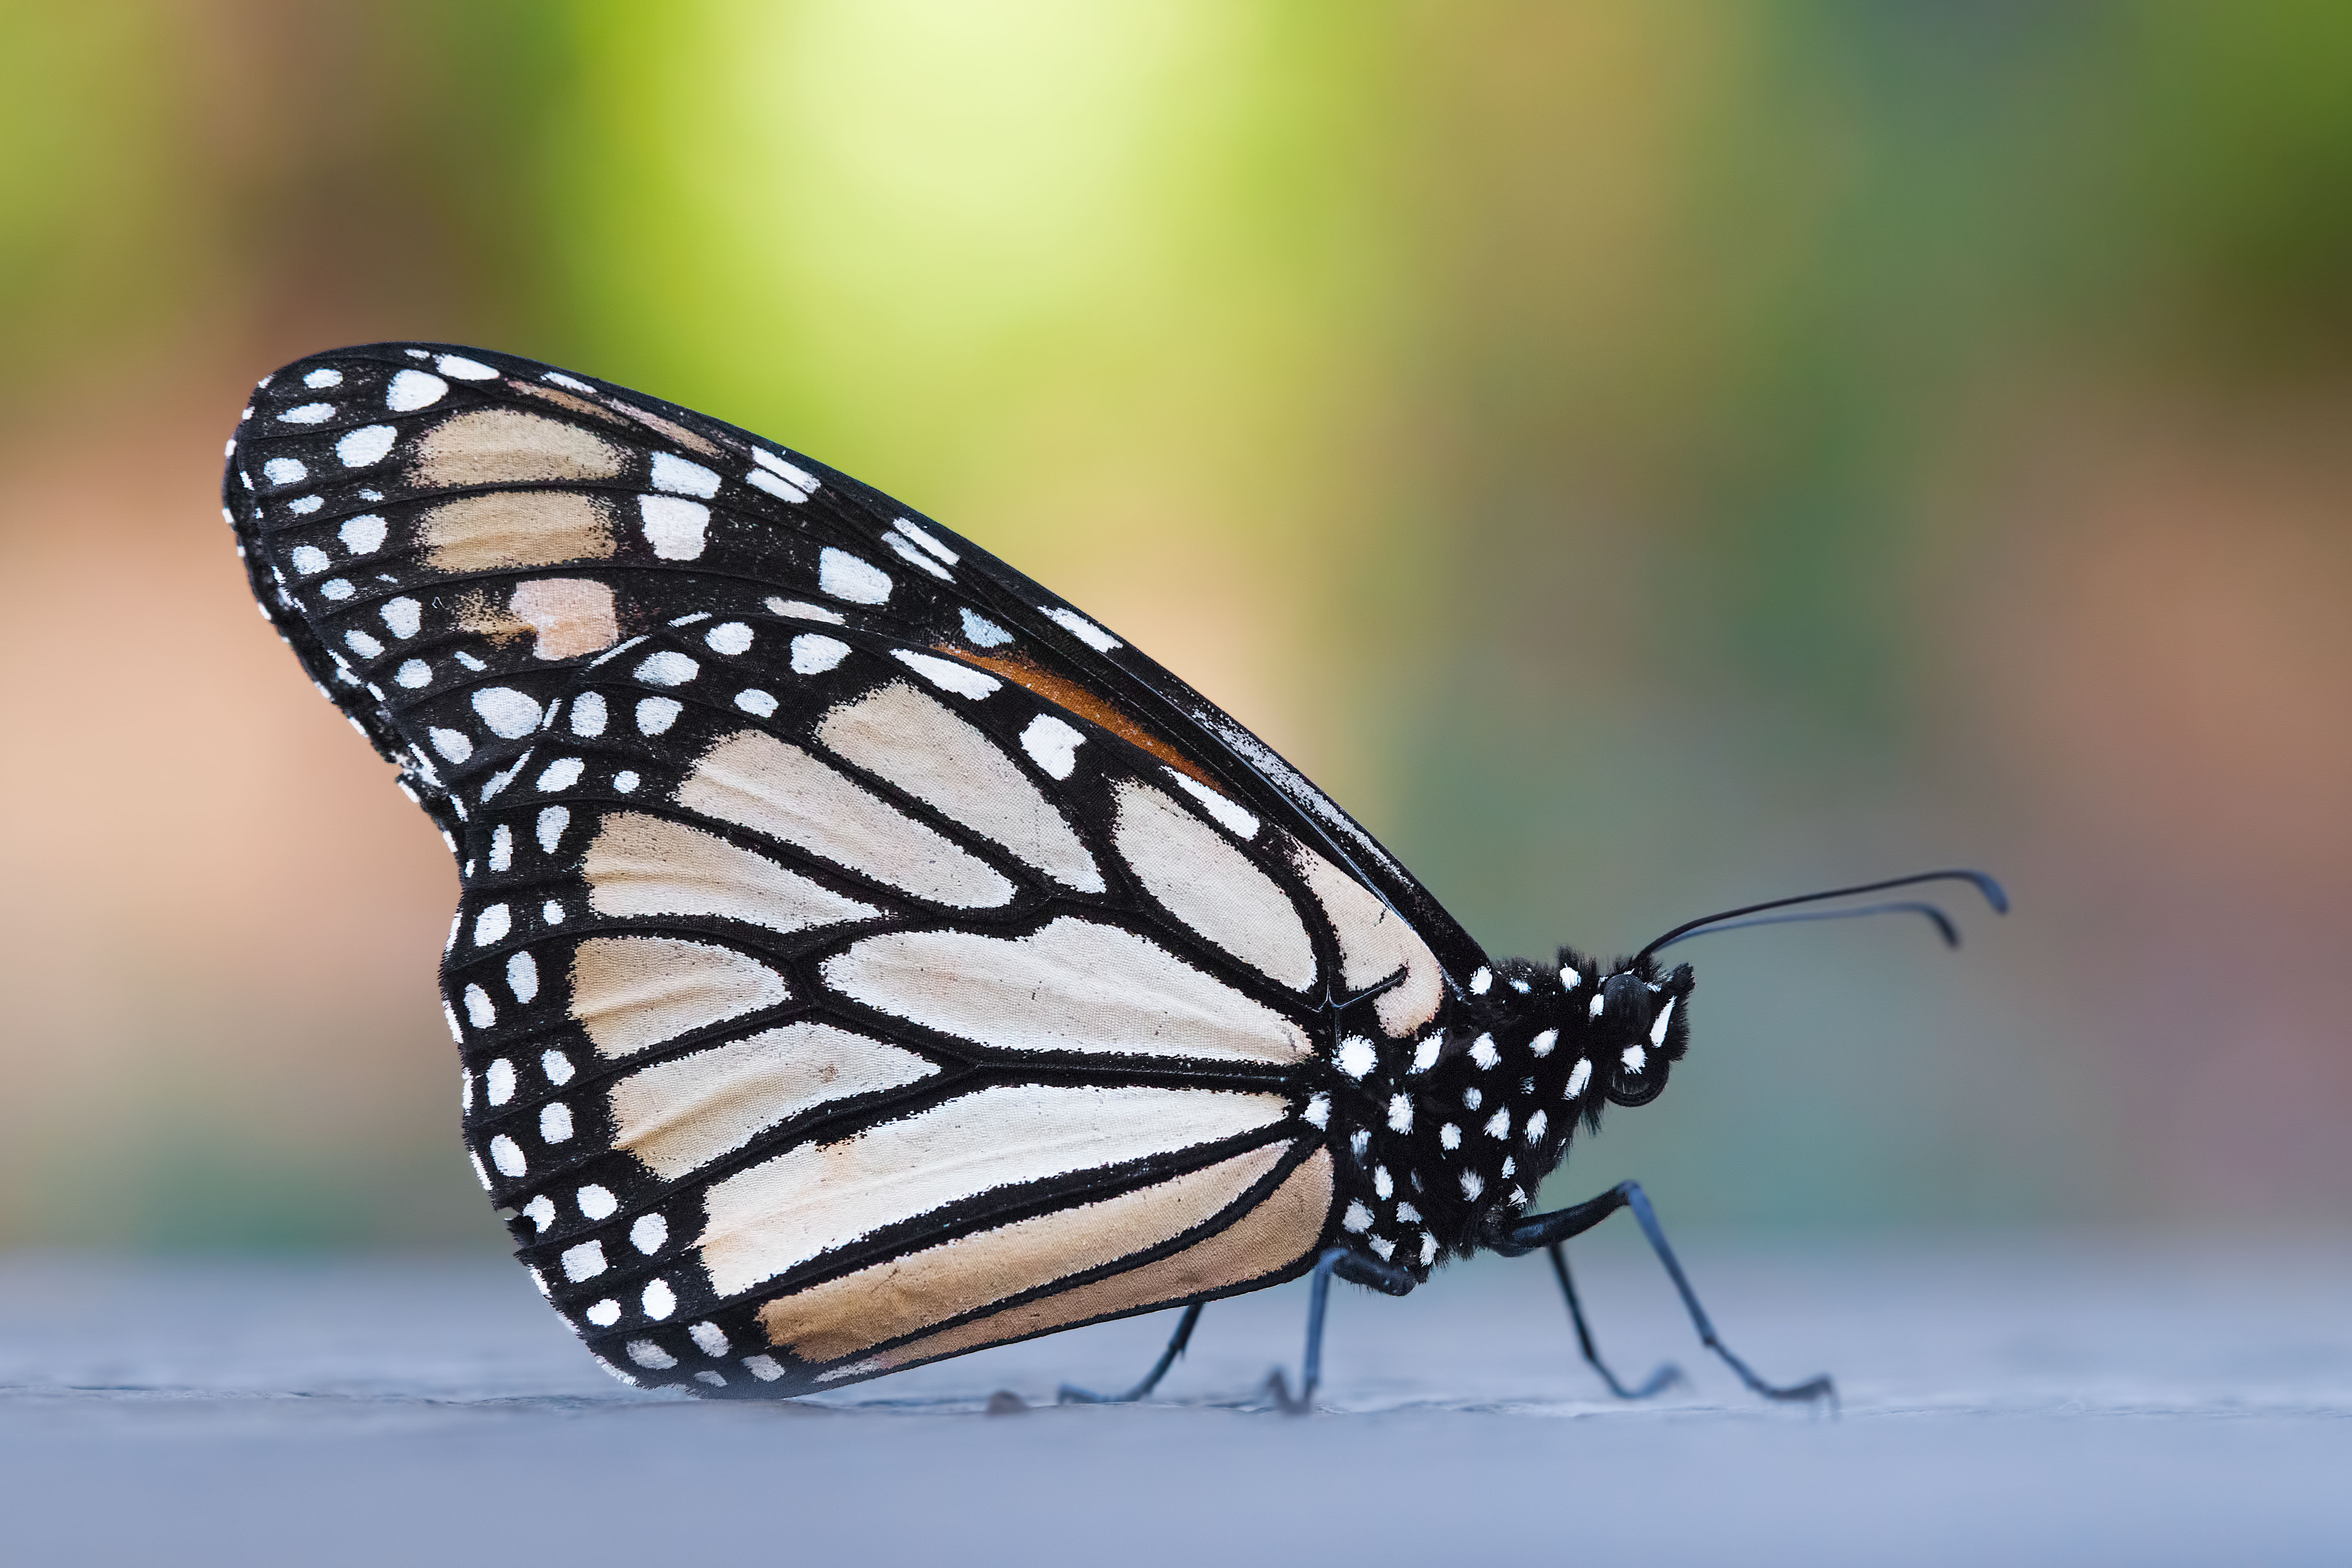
[224,343,2001,1410]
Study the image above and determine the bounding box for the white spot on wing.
[387,369,447,411]
[336,425,396,467]
[473,688,542,739]
[340,514,388,554]
[704,622,753,655]
[634,651,698,686]
[818,548,890,604]
[635,697,682,735]
[961,608,1013,646]
[651,452,720,497]
[569,691,607,736]
[1019,713,1083,779]
[639,495,709,560]
[1043,605,1119,651]
[278,402,334,424]
[790,635,850,674]
[1335,1036,1376,1079]
[890,649,999,699]
[1170,773,1257,839]
[437,354,498,379]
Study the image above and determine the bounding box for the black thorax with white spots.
[1320,950,1694,1274]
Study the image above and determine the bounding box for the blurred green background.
[4,0,2350,1247]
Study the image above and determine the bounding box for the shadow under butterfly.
[223,344,2004,1412]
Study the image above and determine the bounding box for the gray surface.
[2,1234,2348,1566]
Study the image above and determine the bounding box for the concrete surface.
[2,1233,2348,1566]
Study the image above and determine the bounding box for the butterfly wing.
[226,343,1468,1394]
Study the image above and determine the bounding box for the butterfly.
[224,343,2001,1408]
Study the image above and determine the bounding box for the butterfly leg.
[1548,1241,1684,1399]
[1056,1302,1205,1404]
[1497,1181,1834,1407]
[1263,1247,1416,1415]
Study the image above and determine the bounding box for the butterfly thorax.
[1329,951,1694,1273]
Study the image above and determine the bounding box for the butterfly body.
[222,343,1775,1404]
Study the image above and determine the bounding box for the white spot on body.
[1621,1044,1647,1073]
[1530,1028,1558,1058]
[1484,1109,1511,1138]
[1411,1037,1441,1073]
[1525,1110,1548,1142]
[1374,1166,1393,1199]
[1470,967,1493,995]
[1650,999,1676,1047]
[1565,1059,1593,1098]
[1460,1170,1485,1200]
[1388,1094,1414,1132]
[1469,1034,1500,1069]
[1440,1123,1461,1151]
[1342,1201,1373,1234]
[1589,993,1606,1018]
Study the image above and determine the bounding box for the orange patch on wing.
[948,649,1217,788]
